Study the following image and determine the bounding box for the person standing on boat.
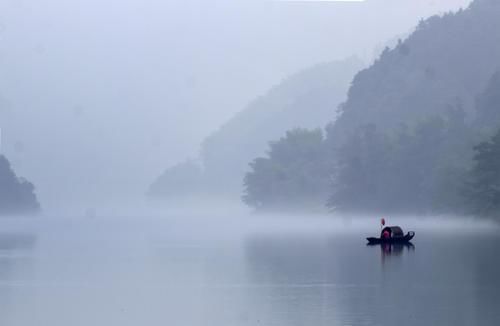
[381,218,390,239]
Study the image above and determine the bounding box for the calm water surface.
[0,215,499,326]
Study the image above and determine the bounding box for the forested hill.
[328,0,500,144]
[0,155,40,215]
[243,0,500,216]
[148,57,363,198]
[201,57,363,192]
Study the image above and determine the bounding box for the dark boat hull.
[366,232,415,244]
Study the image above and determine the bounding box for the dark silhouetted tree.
[464,130,500,217]
[243,128,330,211]
[0,155,40,215]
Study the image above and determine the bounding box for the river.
[0,214,499,326]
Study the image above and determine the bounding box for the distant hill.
[243,0,500,215]
[0,155,40,215]
[148,159,203,198]
[475,71,500,133]
[149,57,364,198]
[328,0,500,145]
[200,57,364,192]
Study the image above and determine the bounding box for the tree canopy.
[0,155,40,215]
[242,0,500,216]
[243,129,330,212]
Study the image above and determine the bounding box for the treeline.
[244,77,500,216]
[243,0,500,217]
[243,128,330,212]
[0,155,40,215]
[148,58,363,198]
[329,109,475,214]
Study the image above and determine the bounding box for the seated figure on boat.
[367,225,415,244]
[381,226,404,239]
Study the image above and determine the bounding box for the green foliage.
[475,72,500,134]
[328,112,472,214]
[328,124,392,212]
[464,130,500,217]
[240,0,500,215]
[201,58,364,193]
[151,0,500,218]
[150,58,363,199]
[243,108,474,215]
[327,0,500,147]
[322,0,500,215]
[243,129,330,211]
[461,70,500,217]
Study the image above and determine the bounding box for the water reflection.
[367,242,415,264]
[244,234,340,326]
[0,233,37,326]
[0,218,499,326]
[0,233,36,251]
[244,231,500,326]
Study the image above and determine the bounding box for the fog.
[0,0,472,214]
[1,214,499,326]
[4,2,500,325]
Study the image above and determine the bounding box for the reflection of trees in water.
[467,235,500,325]
[0,233,36,325]
[0,233,36,250]
[379,242,414,256]
[243,234,378,326]
[367,242,415,265]
[244,234,336,283]
[244,233,500,326]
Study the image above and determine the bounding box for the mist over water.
[3,0,500,325]
[0,214,498,326]
[0,0,472,214]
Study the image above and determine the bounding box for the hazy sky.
[0,0,472,213]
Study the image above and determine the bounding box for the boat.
[366,226,415,244]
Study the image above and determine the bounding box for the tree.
[464,129,500,217]
[328,124,392,213]
[0,155,40,215]
[475,71,500,133]
[328,113,472,215]
[243,128,330,211]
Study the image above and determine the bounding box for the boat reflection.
[367,242,415,259]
